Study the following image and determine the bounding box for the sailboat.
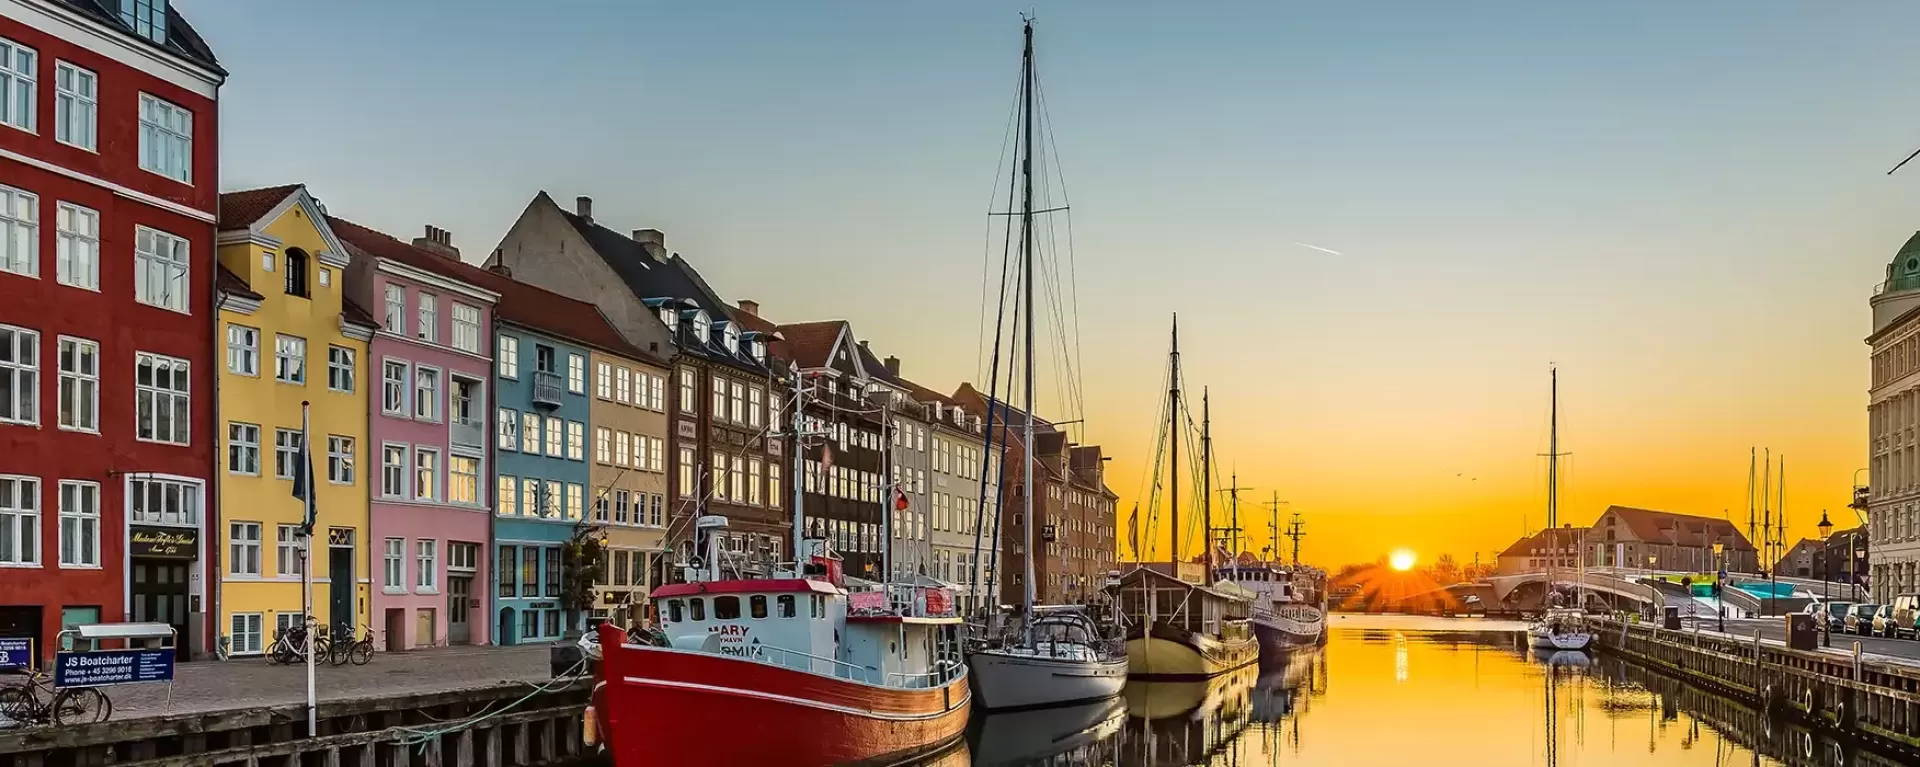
[1529,367,1593,652]
[964,17,1129,711]
[1115,318,1261,679]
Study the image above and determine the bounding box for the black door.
[129,561,189,660]
[329,547,354,639]
[0,606,42,665]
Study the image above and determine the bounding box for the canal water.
[925,614,1906,767]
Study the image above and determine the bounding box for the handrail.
[750,644,880,684]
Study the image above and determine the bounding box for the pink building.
[335,219,498,650]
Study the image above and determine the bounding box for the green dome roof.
[1890,231,1920,294]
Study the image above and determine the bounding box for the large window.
[0,38,33,132]
[607,365,622,402]
[497,475,518,516]
[0,475,37,565]
[53,61,94,151]
[414,367,440,420]
[134,226,190,312]
[55,202,98,289]
[414,448,439,501]
[327,346,354,392]
[129,476,200,527]
[283,248,309,297]
[567,421,585,461]
[381,444,407,498]
[449,456,479,505]
[679,368,696,414]
[276,524,304,576]
[545,416,562,456]
[544,480,563,519]
[119,0,168,44]
[227,422,260,475]
[498,407,520,451]
[138,93,192,183]
[272,429,303,480]
[382,360,407,414]
[679,447,696,497]
[57,337,97,432]
[712,450,730,502]
[712,377,729,422]
[327,436,354,484]
[522,412,540,454]
[416,293,437,342]
[229,522,261,576]
[452,303,480,353]
[568,354,586,394]
[135,353,190,444]
[544,548,562,598]
[498,546,517,598]
[226,325,258,376]
[383,285,405,333]
[731,382,745,425]
[769,464,782,510]
[748,458,763,506]
[497,335,519,378]
[567,484,584,521]
[0,185,36,278]
[596,427,611,464]
[384,538,405,591]
[416,539,438,591]
[229,613,262,655]
[274,334,306,384]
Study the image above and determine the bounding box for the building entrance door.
[327,529,356,639]
[129,561,190,659]
[447,576,472,644]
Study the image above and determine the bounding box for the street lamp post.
[1819,510,1834,647]
[1712,541,1726,633]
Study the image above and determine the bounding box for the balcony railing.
[451,417,485,449]
[532,370,565,408]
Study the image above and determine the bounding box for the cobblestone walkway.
[105,644,554,720]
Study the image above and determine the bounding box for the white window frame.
[53,61,95,152]
[595,427,611,464]
[451,303,480,354]
[567,353,586,394]
[134,226,190,313]
[226,324,258,377]
[56,480,97,568]
[273,428,303,481]
[416,539,438,593]
[381,443,408,499]
[0,325,39,427]
[56,336,97,433]
[567,420,585,461]
[327,435,355,484]
[545,416,562,457]
[497,475,518,516]
[381,359,409,415]
[134,352,190,445]
[229,613,263,655]
[227,421,260,475]
[448,455,479,506]
[276,524,304,577]
[416,293,437,343]
[414,447,439,502]
[274,334,306,384]
[229,521,261,577]
[138,93,192,184]
[0,184,38,279]
[0,38,36,133]
[597,362,613,400]
[327,346,354,393]
[498,407,520,451]
[497,335,519,379]
[0,474,38,566]
[383,537,405,593]
[55,201,98,290]
[413,366,440,422]
[383,284,405,333]
[522,412,540,454]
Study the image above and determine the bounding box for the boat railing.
[749,644,883,684]
[886,659,966,689]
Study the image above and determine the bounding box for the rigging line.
[977,63,1027,384]
[1035,73,1088,432]
[979,225,1026,607]
[1031,124,1084,438]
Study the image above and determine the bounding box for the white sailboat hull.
[968,648,1128,710]
[1530,630,1593,651]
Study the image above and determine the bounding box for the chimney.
[737,299,759,317]
[487,248,512,277]
[576,196,594,222]
[633,228,666,262]
[884,355,900,376]
[412,224,460,259]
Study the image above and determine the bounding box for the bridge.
[1387,568,1860,617]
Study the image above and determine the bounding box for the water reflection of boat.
[1536,649,1592,668]
[967,697,1127,766]
[1250,650,1319,723]
[1123,669,1257,766]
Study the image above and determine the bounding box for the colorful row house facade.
[213,185,372,656]
[0,0,223,661]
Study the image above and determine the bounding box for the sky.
[184,0,1920,568]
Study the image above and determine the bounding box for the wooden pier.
[1592,617,1920,755]
[0,679,594,767]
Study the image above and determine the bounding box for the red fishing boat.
[588,523,970,767]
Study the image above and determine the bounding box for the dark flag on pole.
[1127,503,1139,560]
[292,403,317,535]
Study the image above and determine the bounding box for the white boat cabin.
[1214,566,1296,605]
[650,546,965,689]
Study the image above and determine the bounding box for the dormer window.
[121,0,169,45]
[752,339,767,363]
[659,307,678,332]
[690,311,710,344]
[723,324,740,355]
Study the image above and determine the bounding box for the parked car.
[1846,603,1881,634]
[1871,603,1898,637]
[1886,594,1920,639]
[1820,601,1854,631]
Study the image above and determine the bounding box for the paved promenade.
[91,644,554,721]
[1673,615,1920,667]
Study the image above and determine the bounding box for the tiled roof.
[215,264,261,300]
[218,185,300,229]
[1602,505,1756,551]
[53,1,222,72]
[901,379,959,408]
[342,297,378,330]
[1498,530,1558,558]
[329,217,660,365]
[953,382,1055,432]
[776,321,844,369]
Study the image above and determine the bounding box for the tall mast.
[790,367,807,564]
[1270,492,1281,565]
[1169,316,1181,573]
[1747,448,1756,566]
[1202,388,1214,587]
[1762,448,1772,574]
[1548,367,1558,531]
[1018,16,1038,618]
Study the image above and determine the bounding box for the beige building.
[590,349,673,626]
[1868,231,1920,601]
[1496,528,1581,576]
[1583,505,1756,574]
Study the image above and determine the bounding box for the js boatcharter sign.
[53,649,176,688]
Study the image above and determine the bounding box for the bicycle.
[0,670,111,726]
[329,623,374,667]
[267,618,329,665]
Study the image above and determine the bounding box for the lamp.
[1711,541,1727,632]
[1818,510,1833,541]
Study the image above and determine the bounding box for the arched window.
[284,248,310,297]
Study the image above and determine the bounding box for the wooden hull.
[1126,622,1259,680]
[595,628,970,767]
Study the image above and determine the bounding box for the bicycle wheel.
[329,636,351,666]
[0,685,34,721]
[52,687,110,725]
[350,640,373,666]
[312,636,330,662]
[270,640,295,665]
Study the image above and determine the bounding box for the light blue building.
[491,322,594,645]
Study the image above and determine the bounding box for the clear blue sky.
[188,0,1920,563]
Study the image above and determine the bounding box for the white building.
[1866,231,1920,601]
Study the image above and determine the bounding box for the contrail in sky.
[1292,241,1344,257]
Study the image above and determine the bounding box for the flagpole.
[301,401,317,734]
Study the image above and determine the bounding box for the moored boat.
[1215,564,1328,653]
[1118,567,1260,679]
[968,606,1128,709]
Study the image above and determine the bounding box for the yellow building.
[589,348,673,626]
[213,185,375,656]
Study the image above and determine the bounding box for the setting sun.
[1389,549,1418,571]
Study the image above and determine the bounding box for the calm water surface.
[925,614,1903,767]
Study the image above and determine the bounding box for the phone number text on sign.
[53,649,175,688]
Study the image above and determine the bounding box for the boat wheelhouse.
[1116,567,1259,679]
[1214,565,1327,652]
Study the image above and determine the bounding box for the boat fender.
[1803,687,1817,714]
[1762,684,1780,719]
[582,704,598,747]
[1833,698,1853,730]
[1800,731,1814,760]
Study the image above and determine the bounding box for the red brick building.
[0,1,223,661]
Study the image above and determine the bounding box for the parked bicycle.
[0,671,111,726]
[267,617,329,665]
[328,623,375,667]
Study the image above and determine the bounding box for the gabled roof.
[219,185,300,228]
[1601,505,1756,551]
[214,264,261,301]
[777,321,845,369]
[1498,529,1560,558]
[953,382,1056,433]
[53,0,223,73]
[342,297,378,330]
[329,217,661,366]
